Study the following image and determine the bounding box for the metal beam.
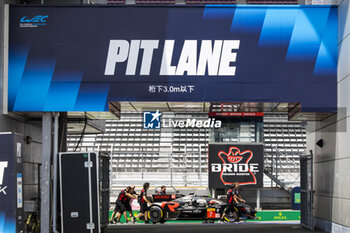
[271,103,280,112]
[41,113,52,233]
[129,102,138,112]
[166,102,171,112]
[238,102,243,112]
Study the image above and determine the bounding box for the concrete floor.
[104,223,325,233]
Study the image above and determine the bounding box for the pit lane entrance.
[5,4,338,233]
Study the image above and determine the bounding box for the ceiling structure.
[61,101,335,134]
[118,101,334,121]
[119,102,211,113]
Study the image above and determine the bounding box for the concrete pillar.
[0,2,8,115]
[256,188,261,210]
[41,113,52,233]
[0,2,3,114]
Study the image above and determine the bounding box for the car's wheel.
[251,209,257,218]
[148,205,164,223]
[224,209,239,222]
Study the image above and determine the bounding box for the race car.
[172,194,257,222]
[173,195,226,220]
[147,201,181,223]
[144,193,183,223]
[147,192,257,223]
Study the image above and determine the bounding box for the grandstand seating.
[68,112,305,189]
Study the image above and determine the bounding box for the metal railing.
[81,144,209,187]
[264,146,301,190]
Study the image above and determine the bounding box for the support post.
[170,145,173,187]
[276,152,278,184]
[184,145,187,186]
[52,113,59,233]
[141,148,144,180]
[1,4,9,115]
[256,188,261,210]
[310,150,314,231]
[199,146,202,186]
[41,113,52,233]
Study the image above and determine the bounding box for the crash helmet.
[196,198,207,207]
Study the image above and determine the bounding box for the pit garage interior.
[1,1,350,233]
[70,101,317,229]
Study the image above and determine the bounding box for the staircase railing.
[264,146,302,192]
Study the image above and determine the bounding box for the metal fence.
[300,150,314,231]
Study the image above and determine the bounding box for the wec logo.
[20,15,48,23]
[0,162,8,195]
[211,147,259,186]
[19,15,48,28]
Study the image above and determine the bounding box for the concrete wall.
[306,0,350,232]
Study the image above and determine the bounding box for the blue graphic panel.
[8,45,29,109]
[0,212,15,233]
[13,58,55,111]
[0,137,16,233]
[44,71,83,111]
[203,5,235,20]
[231,7,266,34]
[259,8,297,47]
[8,5,337,112]
[73,83,110,111]
[286,7,330,61]
[314,8,337,76]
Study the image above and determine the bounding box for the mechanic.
[219,182,245,222]
[232,182,245,203]
[110,186,137,224]
[123,185,138,223]
[135,182,152,224]
[157,185,166,195]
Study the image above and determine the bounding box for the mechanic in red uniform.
[219,182,245,222]
[123,185,138,223]
[135,182,152,223]
[110,186,137,224]
[232,182,245,203]
[157,185,166,195]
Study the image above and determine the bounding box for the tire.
[224,209,239,222]
[148,205,164,223]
